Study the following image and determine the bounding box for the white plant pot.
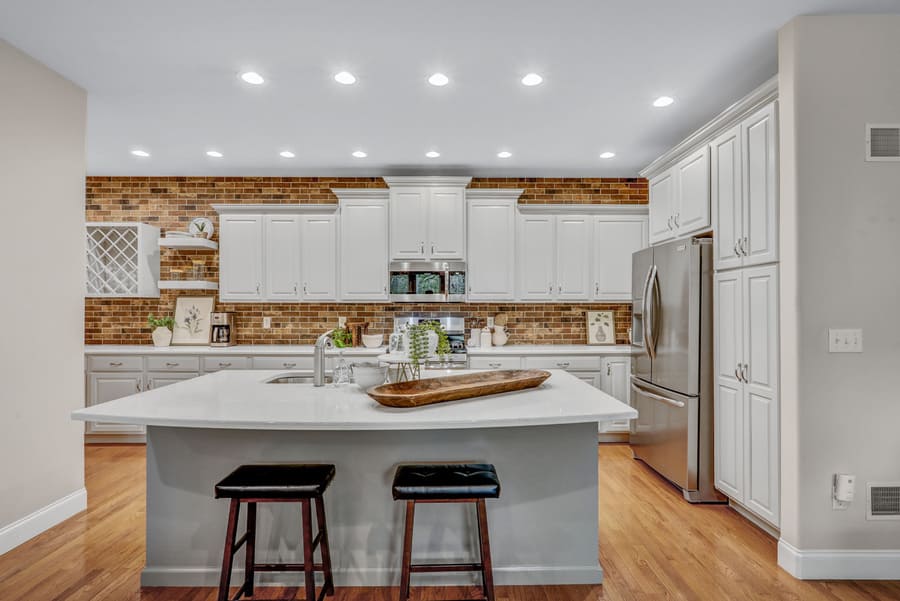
[401,330,439,358]
[152,326,172,347]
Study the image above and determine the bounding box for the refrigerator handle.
[630,381,686,408]
[644,265,659,359]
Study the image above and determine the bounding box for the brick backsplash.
[85,176,644,346]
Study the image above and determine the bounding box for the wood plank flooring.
[1,444,898,600]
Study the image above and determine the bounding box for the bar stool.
[214,464,336,601]
[391,463,501,601]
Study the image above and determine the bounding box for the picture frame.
[586,310,615,345]
[171,296,215,345]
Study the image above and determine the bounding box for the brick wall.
[85,176,646,345]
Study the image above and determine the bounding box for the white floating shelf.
[158,280,218,291]
[159,237,218,250]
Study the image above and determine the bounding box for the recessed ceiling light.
[334,71,357,85]
[130,150,150,157]
[521,73,543,86]
[240,71,265,85]
[497,151,512,159]
[352,150,367,158]
[599,152,616,159]
[653,95,675,108]
[428,73,449,87]
[425,151,441,158]
[279,151,295,158]
[206,150,223,158]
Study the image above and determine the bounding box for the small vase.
[492,326,509,346]
[152,326,172,347]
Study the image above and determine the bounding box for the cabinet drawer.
[252,356,314,370]
[523,355,602,371]
[203,356,252,372]
[469,356,522,370]
[145,356,200,372]
[87,355,143,372]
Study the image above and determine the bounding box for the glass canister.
[191,259,206,280]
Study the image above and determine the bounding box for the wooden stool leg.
[476,499,495,601]
[301,499,316,601]
[244,502,257,597]
[217,499,241,601]
[315,496,335,596]
[398,500,415,601]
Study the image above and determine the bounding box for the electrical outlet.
[263,317,272,329]
[828,329,863,353]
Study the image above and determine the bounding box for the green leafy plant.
[195,221,207,232]
[406,322,450,379]
[147,314,175,330]
[332,327,352,348]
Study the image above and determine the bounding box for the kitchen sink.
[264,373,333,384]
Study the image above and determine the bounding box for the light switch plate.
[828,329,863,353]
[263,317,272,329]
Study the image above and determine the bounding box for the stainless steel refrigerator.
[630,237,724,503]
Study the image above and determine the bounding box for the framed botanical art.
[586,310,615,345]
[171,296,215,345]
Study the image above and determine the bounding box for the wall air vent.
[866,483,900,520]
[866,124,900,161]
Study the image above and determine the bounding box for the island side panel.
[143,422,601,587]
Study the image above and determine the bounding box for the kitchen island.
[72,369,636,587]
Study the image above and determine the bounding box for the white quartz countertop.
[72,369,637,431]
[467,344,634,355]
[83,345,387,356]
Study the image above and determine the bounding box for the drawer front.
[145,356,201,372]
[87,355,143,372]
[252,356,314,370]
[523,355,603,371]
[203,356,252,372]
[469,356,522,370]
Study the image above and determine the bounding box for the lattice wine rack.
[85,223,160,297]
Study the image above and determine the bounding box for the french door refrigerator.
[631,237,724,503]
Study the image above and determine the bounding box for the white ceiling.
[1,0,898,177]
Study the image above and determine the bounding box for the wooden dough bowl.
[367,369,551,408]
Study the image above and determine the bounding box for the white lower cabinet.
[146,372,199,390]
[599,356,631,433]
[86,372,145,435]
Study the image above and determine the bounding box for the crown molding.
[330,188,390,201]
[465,188,525,201]
[212,203,338,215]
[517,203,648,215]
[383,176,473,187]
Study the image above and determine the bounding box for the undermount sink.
[265,373,333,385]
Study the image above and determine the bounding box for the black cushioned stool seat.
[214,464,335,601]
[392,463,500,601]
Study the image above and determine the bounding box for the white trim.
[330,188,390,202]
[383,176,473,187]
[211,204,338,215]
[465,188,525,201]
[0,488,87,556]
[517,203,648,215]
[142,564,602,587]
[640,76,778,178]
[778,539,900,580]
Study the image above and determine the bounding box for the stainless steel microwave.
[389,261,466,302]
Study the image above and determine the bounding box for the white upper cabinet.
[711,125,744,271]
[649,171,675,244]
[555,216,592,300]
[428,187,466,259]
[387,178,469,261]
[390,187,428,259]
[219,214,263,301]
[340,196,389,301]
[517,214,556,300]
[300,215,337,300]
[592,215,648,301]
[264,215,301,301]
[467,195,518,301]
[675,146,711,235]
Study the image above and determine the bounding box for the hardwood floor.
[1,444,899,601]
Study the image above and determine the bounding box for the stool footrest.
[253,562,326,572]
[410,562,483,573]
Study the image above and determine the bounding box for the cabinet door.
[711,125,744,271]
[742,102,779,268]
[517,215,555,300]
[86,372,145,434]
[340,199,389,300]
[264,215,301,301]
[593,216,648,301]
[742,264,779,526]
[390,187,427,259]
[556,216,592,300]
[428,187,466,259]
[467,199,515,300]
[301,215,337,300]
[675,146,711,236]
[600,357,632,433]
[649,170,675,244]
[714,270,745,500]
[219,215,263,301]
[146,372,198,390]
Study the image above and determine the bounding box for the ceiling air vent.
[866,124,900,161]
[867,483,900,520]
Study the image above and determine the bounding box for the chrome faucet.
[313,330,334,387]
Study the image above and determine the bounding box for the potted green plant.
[331,327,352,348]
[405,322,450,379]
[193,221,209,239]
[147,314,175,347]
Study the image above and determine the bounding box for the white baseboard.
[142,564,602,587]
[778,539,900,579]
[0,488,87,556]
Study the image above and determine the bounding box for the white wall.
[778,15,900,577]
[0,39,87,554]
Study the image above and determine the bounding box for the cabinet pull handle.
[557,361,571,368]
[674,213,680,228]
[256,283,260,295]
[147,380,153,390]
[548,283,553,293]
[165,362,179,367]
[218,362,231,368]
[303,283,308,295]
[294,283,298,295]
[667,216,674,230]
[431,244,435,255]
[607,364,612,376]
[595,282,600,296]
[489,362,502,368]
[383,285,387,294]
[735,365,742,382]
[420,243,424,254]
[109,361,123,367]
[734,239,741,257]
[741,363,749,383]
[741,236,748,256]
[136,380,142,392]
[283,362,296,368]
